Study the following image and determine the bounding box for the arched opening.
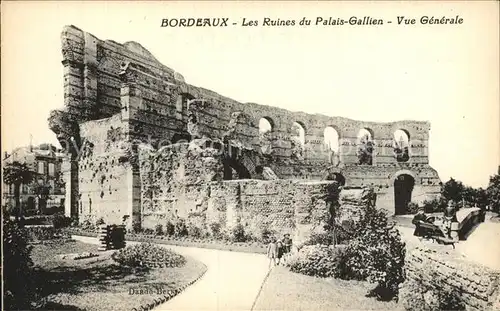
[223,157,252,180]
[357,128,374,165]
[291,122,306,159]
[393,129,410,162]
[259,117,274,154]
[394,174,415,215]
[324,126,340,165]
[291,122,305,147]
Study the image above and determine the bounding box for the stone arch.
[259,117,274,133]
[259,117,274,154]
[390,169,417,184]
[356,128,374,165]
[393,170,416,215]
[393,129,410,162]
[291,121,306,147]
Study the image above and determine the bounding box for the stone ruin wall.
[76,114,138,225]
[136,140,374,245]
[401,245,500,311]
[50,25,441,225]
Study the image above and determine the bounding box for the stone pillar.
[62,155,79,219]
[119,64,144,231]
[83,32,98,117]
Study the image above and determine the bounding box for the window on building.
[38,161,45,174]
[48,163,55,176]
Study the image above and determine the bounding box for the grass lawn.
[31,240,207,311]
[253,266,403,311]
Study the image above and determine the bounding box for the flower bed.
[58,252,99,260]
[112,243,186,268]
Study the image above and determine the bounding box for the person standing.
[281,233,293,264]
[443,200,457,238]
[267,237,278,269]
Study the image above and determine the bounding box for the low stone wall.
[457,207,486,240]
[400,244,500,311]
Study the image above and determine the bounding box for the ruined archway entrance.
[394,174,415,215]
[223,157,252,180]
[222,145,252,180]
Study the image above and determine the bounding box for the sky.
[1,1,499,188]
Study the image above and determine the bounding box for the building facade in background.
[2,143,66,214]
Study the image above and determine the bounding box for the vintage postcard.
[1,1,499,311]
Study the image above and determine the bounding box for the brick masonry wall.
[400,244,500,311]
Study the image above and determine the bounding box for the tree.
[393,139,409,162]
[3,161,36,220]
[486,173,500,213]
[357,135,374,165]
[441,178,465,204]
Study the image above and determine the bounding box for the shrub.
[3,216,35,310]
[231,223,246,242]
[132,221,141,234]
[174,219,188,237]
[154,224,163,236]
[304,231,336,246]
[26,226,58,241]
[342,204,406,300]
[165,221,175,236]
[303,221,354,247]
[70,216,79,227]
[407,202,420,214]
[144,228,154,235]
[259,227,276,244]
[95,217,105,226]
[422,197,447,214]
[187,223,203,238]
[486,173,500,213]
[52,212,72,229]
[209,222,222,239]
[287,244,348,278]
[111,243,186,268]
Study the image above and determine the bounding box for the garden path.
[72,235,270,311]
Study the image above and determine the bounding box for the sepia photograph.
[1,1,499,310]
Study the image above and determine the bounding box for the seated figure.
[412,207,430,237]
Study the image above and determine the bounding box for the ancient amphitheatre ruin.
[49,25,442,240]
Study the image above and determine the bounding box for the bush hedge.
[342,205,406,300]
[288,245,348,278]
[3,216,35,310]
[26,226,58,241]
